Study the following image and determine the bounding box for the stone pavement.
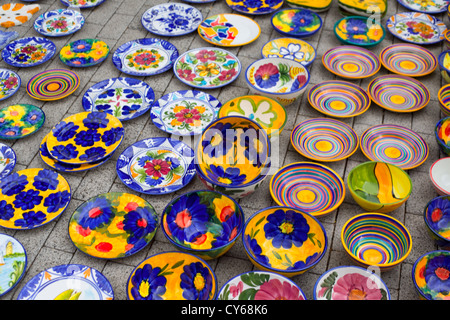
[0,0,446,300]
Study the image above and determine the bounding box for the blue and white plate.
[112,38,179,76]
[116,137,196,195]
[0,30,18,50]
[0,143,16,179]
[0,233,26,297]
[34,9,85,37]
[60,0,107,9]
[0,69,21,101]
[150,90,222,136]
[1,37,56,67]
[17,264,114,300]
[82,77,155,121]
[142,3,203,36]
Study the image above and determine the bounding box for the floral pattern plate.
[261,37,316,67]
[0,143,16,179]
[0,69,20,101]
[398,0,449,14]
[0,104,45,140]
[27,69,80,101]
[82,77,155,121]
[60,39,110,67]
[0,168,71,230]
[225,0,284,15]
[0,3,40,28]
[1,37,56,67]
[0,233,27,297]
[116,137,196,195]
[150,90,222,136]
[34,9,85,37]
[271,8,323,38]
[60,0,107,9]
[334,16,385,48]
[68,192,158,259]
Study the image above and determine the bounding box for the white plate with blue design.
[1,37,56,68]
[34,9,85,37]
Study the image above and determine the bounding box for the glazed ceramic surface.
[60,0,106,8]
[435,117,450,156]
[0,69,20,101]
[438,50,450,84]
[60,39,110,67]
[424,196,450,249]
[0,104,45,140]
[271,9,322,38]
[438,84,450,117]
[127,251,217,300]
[285,0,332,12]
[412,251,450,300]
[334,16,385,48]
[2,37,55,67]
[261,37,316,67]
[0,30,18,50]
[0,3,40,28]
[26,69,80,101]
[398,0,449,13]
[18,264,114,300]
[116,137,196,195]
[243,206,327,277]
[225,0,284,15]
[69,192,158,259]
[34,9,85,37]
[0,234,26,297]
[0,143,15,179]
[430,157,450,195]
[338,0,387,17]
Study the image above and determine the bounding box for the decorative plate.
[60,0,106,9]
[0,168,71,230]
[82,77,155,121]
[150,90,222,136]
[17,264,114,300]
[322,46,381,79]
[334,16,386,48]
[360,124,429,170]
[198,13,261,47]
[0,234,26,297]
[69,192,158,259]
[46,112,124,165]
[112,38,179,76]
[291,118,359,162]
[261,37,316,67]
[34,9,85,37]
[0,30,18,50]
[141,3,203,36]
[2,37,56,68]
[307,80,371,118]
[0,3,40,28]
[173,47,241,89]
[225,0,284,15]
[0,104,45,140]
[398,0,449,14]
[0,69,20,101]
[338,0,387,17]
[285,0,332,12]
[116,137,196,195]
[60,39,110,67]
[271,8,322,38]
[0,143,15,179]
[367,75,430,113]
[386,12,446,45]
[26,69,80,101]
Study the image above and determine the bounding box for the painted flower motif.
[346,18,369,35]
[20,45,37,54]
[175,108,201,124]
[3,76,18,89]
[50,19,68,30]
[70,39,92,53]
[196,63,220,78]
[291,10,314,29]
[24,109,43,125]
[78,197,114,230]
[43,190,71,213]
[423,254,450,295]
[74,129,101,147]
[0,172,28,196]
[33,169,59,191]
[208,165,247,186]
[244,0,263,7]
[428,198,450,238]
[101,127,124,147]
[177,68,196,81]
[145,175,163,187]
[195,49,216,63]
[240,129,267,168]
[254,63,280,89]
[229,281,243,298]
[123,207,157,244]
[134,51,157,66]
[14,210,47,229]
[50,144,79,160]
[279,43,305,61]
[330,273,383,300]
[213,211,240,248]
[254,279,305,300]
[0,200,14,221]
[14,54,30,63]
[202,122,235,158]
[218,68,237,82]
[130,264,167,300]
[83,112,109,129]
[406,21,435,39]
[0,126,21,137]
[165,157,180,170]
[13,189,43,210]
[144,159,170,178]
[264,209,310,249]
[79,147,106,162]
[52,121,80,142]
[291,74,307,92]
[246,234,270,265]
[180,262,213,300]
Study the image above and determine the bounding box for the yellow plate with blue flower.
[60,39,109,67]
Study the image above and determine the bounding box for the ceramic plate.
[173,47,241,89]
[0,168,71,230]
[2,37,56,67]
[116,137,196,195]
[82,77,155,121]
[0,143,16,179]
[367,75,430,113]
[225,0,284,15]
[398,0,449,14]
[0,3,40,28]
[150,90,222,136]
[271,8,322,38]
[141,3,203,36]
[291,118,359,162]
[0,104,45,140]
[0,69,20,101]
[386,12,446,45]
[198,13,261,47]
[60,0,106,8]
[18,264,114,300]
[334,16,386,47]
[261,37,316,67]
[112,38,179,76]
[34,9,85,37]
[360,124,429,170]
[60,39,110,67]
[0,233,26,297]
[27,69,80,101]
[322,46,381,79]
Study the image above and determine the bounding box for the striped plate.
[26,69,80,101]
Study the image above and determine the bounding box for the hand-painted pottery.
[322,46,381,79]
[2,37,56,67]
[438,84,450,117]
[150,90,221,136]
[412,251,450,300]
[225,0,284,15]
[46,112,124,165]
[438,50,450,83]
[348,161,412,213]
[60,39,110,67]
[198,13,261,46]
[285,0,332,12]
[82,77,155,121]
[218,95,287,138]
[338,0,387,17]
[313,266,390,300]
[218,271,307,300]
[0,168,71,230]
[341,213,412,271]
[34,9,85,37]
[334,16,386,48]
[112,38,179,76]
[360,124,429,170]
[270,162,345,217]
[430,157,450,195]
[291,118,359,162]
[445,29,450,50]
[17,264,113,300]
[386,12,446,45]
[141,3,203,36]
[435,117,450,156]
[60,0,106,8]
[161,190,244,260]
[246,57,310,107]
[424,196,450,249]
[398,0,449,14]
[271,9,322,38]
[242,206,327,277]
[69,192,158,259]
[173,47,241,89]
[0,143,15,179]
[0,3,40,28]
[367,75,430,113]
[0,234,26,297]
[26,69,80,101]
[0,104,45,140]
[183,0,216,2]
[127,251,217,300]
[116,137,196,195]
[0,69,20,101]
[261,37,316,67]
[0,30,18,50]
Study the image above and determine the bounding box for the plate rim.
[33,8,85,37]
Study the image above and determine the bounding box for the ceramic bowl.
[271,8,323,38]
[245,57,310,107]
[438,84,450,117]
[161,190,244,260]
[341,212,412,271]
[347,161,412,213]
[430,157,450,195]
[334,16,385,48]
[127,251,217,300]
[438,50,450,83]
[242,206,327,277]
[424,196,450,250]
[435,117,450,156]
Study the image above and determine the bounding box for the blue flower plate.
[1,37,56,68]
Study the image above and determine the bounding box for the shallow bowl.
[334,16,385,48]
[435,116,450,156]
[438,84,450,117]
[424,196,450,250]
[430,157,450,195]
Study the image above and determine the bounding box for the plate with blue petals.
[1,37,56,67]
[0,142,16,179]
[225,0,284,15]
[0,69,20,101]
[60,0,107,9]
[34,8,85,37]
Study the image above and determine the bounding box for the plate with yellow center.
[26,69,80,101]
[334,16,385,48]
[60,39,110,67]
[0,104,45,139]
